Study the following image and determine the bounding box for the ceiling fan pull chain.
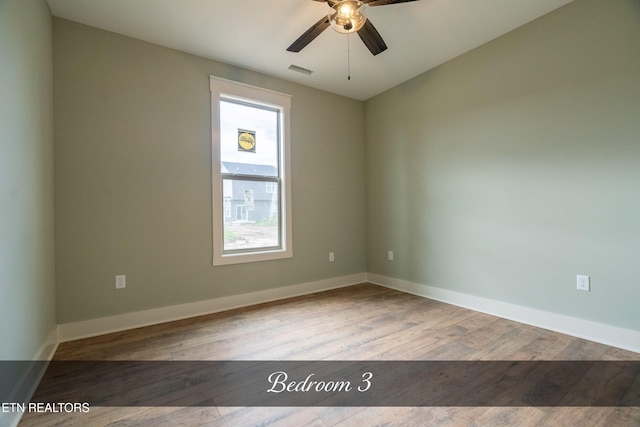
[347,30,351,80]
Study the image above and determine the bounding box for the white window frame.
[210,76,293,266]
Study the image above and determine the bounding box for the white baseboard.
[367,273,640,354]
[58,273,367,342]
[3,271,637,427]
[37,326,59,362]
[58,272,640,352]
[1,326,59,427]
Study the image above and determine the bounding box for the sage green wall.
[53,19,366,323]
[0,0,56,359]
[365,0,640,330]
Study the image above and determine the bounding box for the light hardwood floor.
[19,284,640,426]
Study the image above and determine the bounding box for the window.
[210,76,292,265]
[236,205,248,222]
[224,200,231,218]
[265,181,277,194]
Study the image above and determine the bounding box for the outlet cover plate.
[576,274,590,292]
[115,275,126,289]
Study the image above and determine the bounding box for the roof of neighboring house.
[221,162,277,177]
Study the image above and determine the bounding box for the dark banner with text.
[3,361,639,407]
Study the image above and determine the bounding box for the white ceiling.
[47,0,573,100]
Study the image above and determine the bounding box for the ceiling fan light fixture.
[328,0,367,34]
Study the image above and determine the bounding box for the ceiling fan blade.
[287,16,331,53]
[357,19,387,55]
[364,0,419,6]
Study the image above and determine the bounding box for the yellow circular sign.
[238,132,255,151]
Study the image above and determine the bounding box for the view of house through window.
[210,76,292,265]
[220,99,280,251]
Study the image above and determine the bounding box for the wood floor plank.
[20,283,640,427]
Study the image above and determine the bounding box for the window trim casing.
[210,76,293,266]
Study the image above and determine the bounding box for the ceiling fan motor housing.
[329,0,367,34]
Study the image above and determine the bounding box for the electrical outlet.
[576,274,589,292]
[115,275,126,289]
[388,251,394,261]
[329,252,335,262]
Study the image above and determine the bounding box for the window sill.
[212,248,293,266]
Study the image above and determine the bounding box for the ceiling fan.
[287,0,419,56]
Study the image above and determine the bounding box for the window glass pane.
[222,178,280,251]
[220,99,279,177]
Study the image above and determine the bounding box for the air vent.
[288,64,313,76]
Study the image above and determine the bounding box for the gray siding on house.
[221,162,278,223]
